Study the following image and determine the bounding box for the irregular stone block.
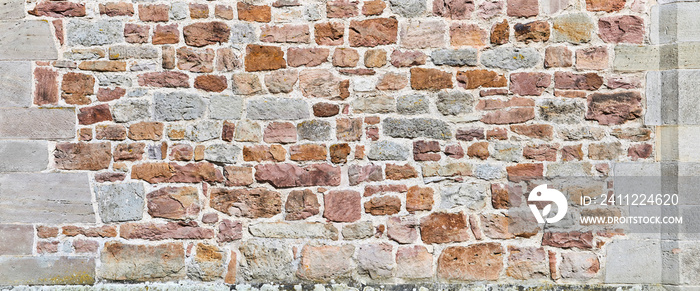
[95,183,145,223]
[100,242,185,282]
[209,95,243,120]
[0,140,48,172]
[154,92,206,121]
[0,108,74,140]
[0,173,94,223]
[247,97,309,120]
[0,256,95,285]
[481,46,540,70]
[248,222,338,239]
[383,117,453,139]
[67,19,123,46]
[0,20,57,60]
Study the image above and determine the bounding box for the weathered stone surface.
[67,19,122,46]
[357,243,395,279]
[120,221,214,240]
[560,252,600,279]
[238,240,294,282]
[210,187,282,218]
[297,245,355,280]
[420,212,470,244]
[147,186,200,220]
[55,142,111,171]
[284,189,321,220]
[586,92,642,125]
[100,242,185,281]
[605,239,661,283]
[514,21,550,43]
[209,95,243,120]
[245,45,286,72]
[510,72,551,96]
[0,256,95,285]
[0,20,58,60]
[255,163,341,188]
[368,141,410,160]
[0,0,24,20]
[0,173,94,223]
[545,46,573,68]
[400,20,446,49]
[324,190,362,222]
[0,141,47,172]
[154,92,205,121]
[0,224,33,255]
[538,98,586,124]
[438,243,504,280]
[507,246,548,279]
[387,216,419,243]
[437,91,474,116]
[132,162,224,184]
[599,15,644,44]
[342,221,375,239]
[95,183,145,223]
[0,62,31,107]
[450,23,488,47]
[383,118,452,139]
[431,49,478,66]
[481,47,540,70]
[397,94,430,115]
[249,222,337,239]
[552,13,594,43]
[247,98,309,120]
[297,120,332,141]
[265,70,298,93]
[299,69,347,99]
[457,70,507,89]
[350,18,399,47]
[396,246,434,279]
[0,108,74,139]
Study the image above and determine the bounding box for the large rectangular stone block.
[0,61,31,107]
[0,173,95,223]
[0,20,57,60]
[0,224,33,255]
[0,140,48,172]
[614,45,660,72]
[0,0,24,20]
[0,256,95,285]
[0,107,75,139]
[651,3,700,45]
[99,242,186,282]
[605,239,662,283]
[645,70,700,125]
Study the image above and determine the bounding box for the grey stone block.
[112,99,150,123]
[0,140,48,172]
[431,49,478,66]
[645,71,663,125]
[0,107,74,140]
[491,142,522,162]
[0,173,94,223]
[651,3,700,45]
[390,0,426,17]
[368,141,410,161]
[249,222,338,239]
[0,20,57,60]
[481,47,540,70]
[239,240,295,282]
[170,2,188,20]
[98,74,132,87]
[436,91,474,116]
[537,98,585,124]
[0,62,31,107]
[204,144,240,164]
[154,92,206,121]
[0,256,95,285]
[0,0,24,20]
[397,94,429,115]
[186,120,222,142]
[605,240,662,283]
[67,19,124,46]
[109,45,159,60]
[297,120,332,141]
[352,93,395,114]
[95,183,145,223]
[440,183,488,210]
[473,164,505,180]
[209,95,243,120]
[0,224,33,255]
[231,23,257,44]
[614,45,660,72]
[383,117,453,139]
[247,97,310,120]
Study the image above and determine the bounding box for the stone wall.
[0,0,696,289]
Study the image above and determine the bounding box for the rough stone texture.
[0,141,48,172]
[154,92,205,121]
[0,173,94,223]
[95,183,145,223]
[0,257,95,285]
[247,98,309,120]
[100,242,185,281]
[0,108,74,139]
[482,47,540,70]
[0,62,31,107]
[438,243,504,280]
[552,13,595,43]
